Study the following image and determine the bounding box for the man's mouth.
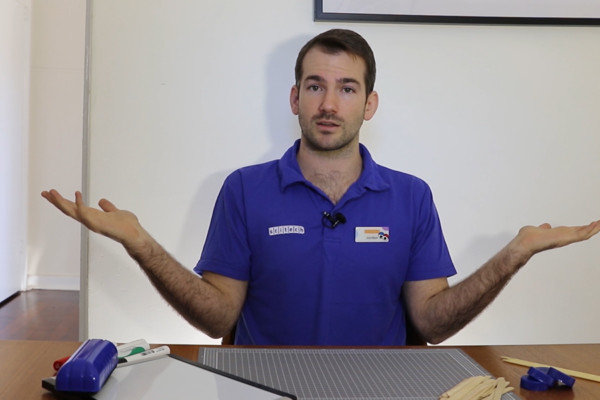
[315,117,341,128]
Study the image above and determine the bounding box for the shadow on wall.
[177,34,310,262]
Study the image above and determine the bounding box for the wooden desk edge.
[1,341,598,399]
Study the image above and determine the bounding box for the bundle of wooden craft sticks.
[439,375,514,400]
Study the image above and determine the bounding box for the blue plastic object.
[527,367,557,386]
[547,367,576,388]
[521,365,576,392]
[520,375,550,391]
[55,339,118,393]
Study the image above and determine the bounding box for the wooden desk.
[0,340,598,399]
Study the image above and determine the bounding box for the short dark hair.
[294,29,376,95]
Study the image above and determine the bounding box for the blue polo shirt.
[195,140,456,345]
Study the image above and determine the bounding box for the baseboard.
[0,291,20,307]
[27,275,80,291]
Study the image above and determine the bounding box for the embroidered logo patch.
[355,227,390,243]
[268,225,305,236]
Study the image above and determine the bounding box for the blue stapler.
[55,339,118,393]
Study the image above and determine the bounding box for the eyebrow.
[304,75,362,87]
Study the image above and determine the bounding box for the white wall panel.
[86,1,600,344]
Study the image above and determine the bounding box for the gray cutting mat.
[198,348,519,400]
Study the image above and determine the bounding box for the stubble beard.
[298,112,363,153]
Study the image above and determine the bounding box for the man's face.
[290,47,378,153]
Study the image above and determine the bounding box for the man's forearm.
[39,189,241,339]
[409,221,599,344]
[124,233,239,338]
[419,242,529,344]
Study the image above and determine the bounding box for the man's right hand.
[41,189,147,249]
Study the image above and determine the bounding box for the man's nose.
[319,90,338,114]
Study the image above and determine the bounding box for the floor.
[0,290,79,341]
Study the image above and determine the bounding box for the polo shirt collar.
[278,139,390,193]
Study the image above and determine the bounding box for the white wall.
[84,1,600,345]
[27,0,86,291]
[0,0,31,301]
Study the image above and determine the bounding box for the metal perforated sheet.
[198,348,519,400]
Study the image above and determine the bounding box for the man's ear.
[364,90,379,121]
[290,85,300,115]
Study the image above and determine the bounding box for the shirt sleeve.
[194,170,251,281]
[405,183,457,281]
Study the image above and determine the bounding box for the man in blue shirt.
[42,29,600,345]
[194,139,456,345]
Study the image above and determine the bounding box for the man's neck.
[296,140,363,204]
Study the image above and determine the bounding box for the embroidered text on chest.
[268,225,306,236]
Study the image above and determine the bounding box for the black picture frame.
[314,0,600,25]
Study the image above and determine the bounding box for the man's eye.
[342,87,355,94]
[308,85,321,92]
